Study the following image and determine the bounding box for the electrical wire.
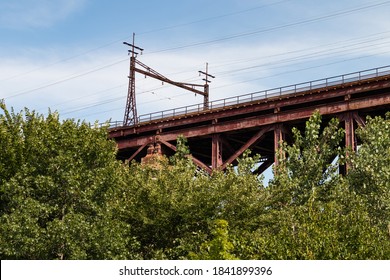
[147,1,390,54]
[0,0,291,82]
[213,49,390,91]
[4,0,388,101]
[4,57,128,99]
[48,32,390,118]
[138,0,294,35]
[3,0,390,120]
[215,38,390,78]
[67,39,390,118]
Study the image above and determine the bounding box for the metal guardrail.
[107,65,390,128]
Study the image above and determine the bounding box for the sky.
[1,0,390,125]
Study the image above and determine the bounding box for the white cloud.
[2,28,390,124]
[0,0,86,29]
[0,51,125,120]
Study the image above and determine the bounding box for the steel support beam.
[110,78,390,138]
[254,157,274,175]
[345,113,356,151]
[339,111,364,174]
[352,111,366,127]
[116,94,390,150]
[128,142,150,162]
[158,139,212,174]
[344,112,355,174]
[221,126,271,170]
[211,134,223,169]
[273,124,285,166]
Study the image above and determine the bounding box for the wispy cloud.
[0,0,86,29]
[2,0,390,123]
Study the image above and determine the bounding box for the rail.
[107,65,390,128]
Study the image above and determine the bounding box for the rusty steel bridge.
[108,65,390,174]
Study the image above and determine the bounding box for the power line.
[208,30,390,71]
[76,48,390,120]
[4,0,390,123]
[213,50,390,91]
[146,0,390,54]
[0,37,132,83]
[214,37,390,78]
[61,96,124,115]
[36,83,127,112]
[0,0,291,82]
[4,58,127,100]
[4,1,389,101]
[138,0,294,35]
[13,35,390,118]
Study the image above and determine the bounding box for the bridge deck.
[108,65,390,128]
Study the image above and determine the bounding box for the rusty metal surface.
[114,93,390,150]
[109,73,390,139]
[110,65,390,174]
[122,38,211,126]
[109,65,390,129]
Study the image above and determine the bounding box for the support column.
[211,134,223,169]
[339,111,361,174]
[274,124,285,166]
[345,112,356,152]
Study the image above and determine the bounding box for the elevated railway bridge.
[108,65,390,174]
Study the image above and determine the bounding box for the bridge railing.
[108,65,390,128]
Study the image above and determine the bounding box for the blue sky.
[1,0,390,124]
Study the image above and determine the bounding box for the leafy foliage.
[111,149,267,259]
[189,219,237,260]
[1,102,389,259]
[0,103,137,259]
[348,113,390,224]
[264,111,390,259]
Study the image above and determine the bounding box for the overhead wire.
[36,83,127,112]
[146,0,390,54]
[138,0,294,35]
[66,35,390,118]
[0,0,292,83]
[4,0,389,100]
[4,0,390,119]
[0,37,133,83]
[81,45,390,119]
[215,37,390,78]
[4,57,128,99]
[209,30,390,71]
[213,49,390,91]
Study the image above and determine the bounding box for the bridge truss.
[109,65,390,174]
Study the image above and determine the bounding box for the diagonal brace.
[220,126,272,170]
[158,139,212,174]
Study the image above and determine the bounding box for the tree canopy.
[1,102,389,259]
[0,102,137,259]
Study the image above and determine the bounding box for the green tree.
[2,101,388,260]
[0,103,138,259]
[347,113,390,224]
[189,219,237,260]
[271,112,344,207]
[263,112,390,259]
[345,113,390,257]
[111,143,268,259]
